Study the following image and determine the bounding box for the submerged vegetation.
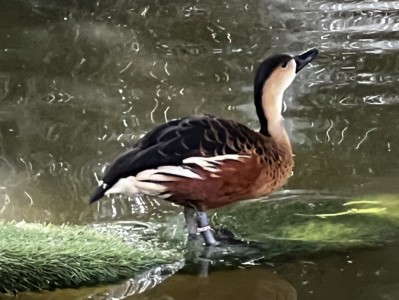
[213,194,399,258]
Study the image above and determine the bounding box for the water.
[1,0,399,299]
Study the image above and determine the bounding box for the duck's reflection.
[127,267,297,300]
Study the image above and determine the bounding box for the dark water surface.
[1,0,399,299]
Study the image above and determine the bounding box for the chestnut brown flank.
[165,140,293,210]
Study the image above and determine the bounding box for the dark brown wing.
[89,115,263,202]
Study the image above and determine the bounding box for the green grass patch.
[0,222,181,294]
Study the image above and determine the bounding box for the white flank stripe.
[134,181,168,194]
[182,157,214,168]
[143,173,177,182]
[159,193,172,199]
[136,166,203,181]
[105,176,166,197]
[156,166,203,179]
[203,166,218,172]
[105,177,139,196]
[183,154,248,172]
[210,154,248,161]
[136,169,174,182]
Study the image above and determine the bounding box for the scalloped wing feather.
[104,117,258,177]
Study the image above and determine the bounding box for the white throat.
[262,89,287,142]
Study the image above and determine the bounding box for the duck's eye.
[281,61,288,68]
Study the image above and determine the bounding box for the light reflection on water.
[1,0,399,299]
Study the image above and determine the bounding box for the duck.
[89,48,319,246]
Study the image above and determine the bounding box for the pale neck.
[261,89,290,145]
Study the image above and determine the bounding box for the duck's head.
[254,48,318,136]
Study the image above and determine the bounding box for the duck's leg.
[197,245,216,277]
[184,207,197,238]
[197,211,216,246]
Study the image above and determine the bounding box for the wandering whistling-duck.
[89,48,319,246]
